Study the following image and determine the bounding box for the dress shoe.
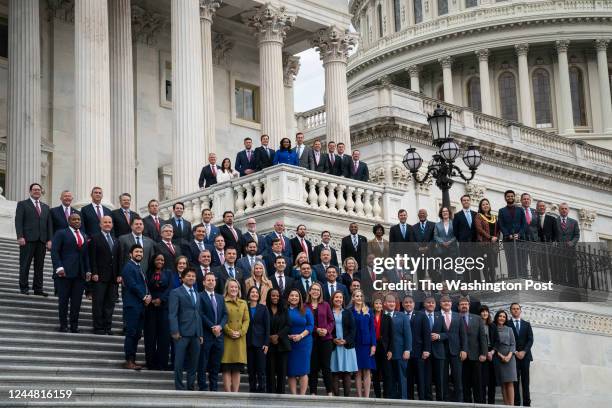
[105,329,114,335]
[123,361,142,370]
[58,326,69,333]
[70,328,80,333]
[33,291,49,297]
[20,290,29,295]
[93,329,106,335]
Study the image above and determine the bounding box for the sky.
[293,48,325,113]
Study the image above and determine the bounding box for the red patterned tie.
[154,216,160,232]
[75,230,83,249]
[166,242,175,255]
[96,205,102,220]
[301,238,308,256]
[34,201,41,216]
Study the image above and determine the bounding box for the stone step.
[0,328,126,344]
[0,354,130,369]
[0,313,124,329]
[0,365,173,381]
[0,375,175,390]
[0,293,123,310]
[0,336,142,353]
[0,345,141,361]
[0,318,123,332]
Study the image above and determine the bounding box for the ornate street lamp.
[402,105,482,209]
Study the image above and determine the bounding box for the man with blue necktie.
[385,293,412,400]
[453,195,477,243]
[390,209,416,262]
[168,202,193,248]
[110,193,139,238]
[212,247,245,295]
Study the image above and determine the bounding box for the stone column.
[283,53,300,139]
[439,56,454,104]
[313,26,358,151]
[408,65,420,93]
[246,4,295,148]
[475,49,493,115]
[200,0,220,157]
[595,39,612,134]
[6,0,41,200]
[172,0,205,197]
[109,0,135,203]
[75,0,112,203]
[556,40,575,135]
[515,43,534,127]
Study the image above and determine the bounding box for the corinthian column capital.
[407,65,420,77]
[244,2,295,44]
[555,40,570,54]
[200,0,221,22]
[438,55,453,69]
[515,43,529,57]
[594,38,610,52]
[312,25,358,64]
[283,53,301,87]
[475,49,490,62]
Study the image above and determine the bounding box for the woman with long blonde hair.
[221,279,249,392]
[244,261,273,304]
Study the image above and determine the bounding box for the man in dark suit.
[212,247,245,295]
[345,150,369,181]
[264,220,292,259]
[557,202,581,286]
[535,201,559,243]
[385,294,412,400]
[240,217,266,255]
[210,235,226,268]
[325,141,342,176]
[413,209,436,243]
[293,132,314,170]
[335,142,351,177]
[143,199,165,243]
[156,224,182,271]
[185,224,213,267]
[116,218,155,280]
[437,296,468,402]
[263,239,291,276]
[89,215,119,335]
[390,209,415,260]
[310,139,329,173]
[270,256,294,298]
[80,186,112,237]
[320,265,349,303]
[15,183,53,296]
[51,213,91,333]
[498,190,527,279]
[508,303,534,407]
[458,298,487,403]
[196,208,219,246]
[340,222,368,267]
[517,193,539,279]
[453,195,477,243]
[50,190,81,234]
[403,295,431,401]
[312,248,335,282]
[289,262,316,300]
[218,211,243,255]
[254,134,275,171]
[290,224,313,264]
[198,272,227,391]
[167,202,192,247]
[198,153,221,188]
[312,230,339,267]
[169,268,203,390]
[422,296,443,400]
[236,241,259,279]
[111,193,139,238]
[235,137,257,177]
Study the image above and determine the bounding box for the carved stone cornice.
[47,0,74,23]
[475,49,489,62]
[282,53,300,88]
[514,43,529,57]
[243,3,295,45]
[465,183,486,203]
[131,4,169,46]
[212,32,234,67]
[312,26,358,65]
[200,0,221,22]
[578,208,597,229]
[594,38,610,52]
[438,56,453,69]
[555,40,571,54]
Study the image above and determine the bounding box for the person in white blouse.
[216,158,240,183]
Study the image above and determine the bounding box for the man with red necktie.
[289,224,314,264]
[111,193,140,238]
[198,153,222,188]
[80,186,112,237]
[218,210,243,254]
[156,224,182,272]
[143,199,165,243]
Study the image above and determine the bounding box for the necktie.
[96,205,102,220]
[64,207,70,222]
[106,233,114,249]
[154,216,160,232]
[249,256,255,268]
[166,242,175,255]
[401,224,406,239]
[465,210,472,227]
[136,236,141,246]
[211,165,216,176]
[75,229,83,248]
[540,215,545,229]
[266,147,270,158]
[330,154,335,165]
[352,235,358,249]
[315,152,319,165]
[353,161,358,174]
[229,267,235,279]
[247,150,252,161]
[561,218,567,230]
[198,241,204,251]
[219,251,225,265]
[331,284,335,295]
[34,201,41,216]
[278,234,285,250]
[428,313,434,329]
[124,209,130,224]
[305,279,310,292]
[300,238,308,256]
[210,292,218,321]
[177,219,182,232]
[278,276,284,292]
[189,288,196,305]
[445,312,451,330]
[421,222,426,233]
[464,315,469,330]
[252,233,258,244]
[525,208,532,224]
[515,319,520,332]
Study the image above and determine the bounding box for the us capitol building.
[0,0,610,406]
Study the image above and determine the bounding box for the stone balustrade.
[295,105,327,131]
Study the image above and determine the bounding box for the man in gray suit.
[293,132,314,170]
[557,202,580,285]
[169,268,203,390]
[116,217,155,279]
[310,139,330,173]
[458,298,487,403]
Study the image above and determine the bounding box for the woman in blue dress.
[286,288,314,395]
[330,290,358,396]
[273,137,299,166]
[351,289,376,398]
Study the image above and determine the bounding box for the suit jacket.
[51,228,90,279]
[293,145,314,170]
[452,209,478,242]
[537,213,560,242]
[269,309,291,352]
[312,263,333,282]
[367,239,389,258]
[246,303,270,348]
[199,290,228,342]
[212,264,246,295]
[326,153,343,176]
[461,313,488,360]
[321,281,349,304]
[235,150,257,177]
[332,309,356,349]
[433,222,457,244]
[406,310,431,358]
[117,234,155,278]
[199,164,221,188]
[254,146,275,171]
[155,241,182,272]
[377,313,394,354]
[50,206,81,235]
[340,234,368,266]
[240,232,266,255]
[432,311,468,358]
[412,221,435,243]
[270,274,294,298]
[475,214,500,242]
[389,311,412,359]
[557,217,580,245]
[111,208,140,238]
[507,318,533,361]
[168,285,203,337]
[15,199,53,242]
[519,207,539,241]
[264,232,292,259]
[184,240,214,267]
[263,252,292,277]
[290,236,313,264]
[219,224,243,254]
[312,244,339,267]
[498,206,527,238]
[80,203,112,237]
[88,232,118,282]
[389,223,415,247]
[346,161,369,182]
[148,268,172,306]
[121,260,148,309]
[143,215,165,243]
[336,154,351,177]
[289,276,316,300]
[168,218,193,246]
[310,150,329,173]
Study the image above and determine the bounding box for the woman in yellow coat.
[221,278,250,392]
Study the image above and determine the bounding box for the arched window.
[394,0,401,32]
[377,4,383,37]
[569,66,587,126]
[466,77,482,111]
[414,0,423,23]
[436,85,445,101]
[438,0,449,16]
[498,72,518,121]
[532,69,553,127]
[466,0,478,7]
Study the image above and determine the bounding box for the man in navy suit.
[334,142,351,177]
[557,202,580,285]
[156,224,182,271]
[240,217,266,255]
[185,224,213,267]
[212,247,245,295]
[51,213,91,333]
[422,296,442,400]
[508,303,534,407]
[385,294,412,400]
[312,248,335,282]
[168,202,193,247]
[403,295,431,400]
[15,183,53,296]
[289,224,313,264]
[111,193,139,238]
[498,190,527,278]
[236,240,260,279]
[142,199,164,243]
[264,220,292,259]
[453,195,477,242]
[325,141,342,176]
[263,239,292,276]
[198,272,227,391]
[254,134,275,171]
[340,222,368,267]
[437,296,468,402]
[235,137,258,177]
[310,139,330,173]
[169,268,203,390]
[218,211,243,255]
[389,209,415,261]
[50,190,81,234]
[195,208,219,246]
[321,266,349,304]
[121,244,150,370]
[194,250,214,293]
[80,186,112,237]
[413,209,436,243]
[312,230,339,267]
[210,235,226,268]
[345,150,369,181]
[198,153,221,188]
[270,256,294,298]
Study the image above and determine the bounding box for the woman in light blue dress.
[329,290,358,396]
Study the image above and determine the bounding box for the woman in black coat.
[246,286,270,393]
[266,288,291,393]
[480,305,498,404]
[144,254,172,370]
[372,298,393,398]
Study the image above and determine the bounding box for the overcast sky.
[293,48,325,113]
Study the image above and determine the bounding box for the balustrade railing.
[295,106,327,131]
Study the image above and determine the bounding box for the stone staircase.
[0,237,499,407]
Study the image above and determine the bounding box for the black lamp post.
[402,105,482,209]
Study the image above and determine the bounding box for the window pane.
[466,0,478,7]
[438,0,448,16]
[532,69,552,127]
[569,67,587,126]
[394,0,401,32]
[414,0,423,23]
[0,19,7,59]
[436,85,445,101]
[467,77,482,111]
[244,88,254,121]
[498,72,518,121]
